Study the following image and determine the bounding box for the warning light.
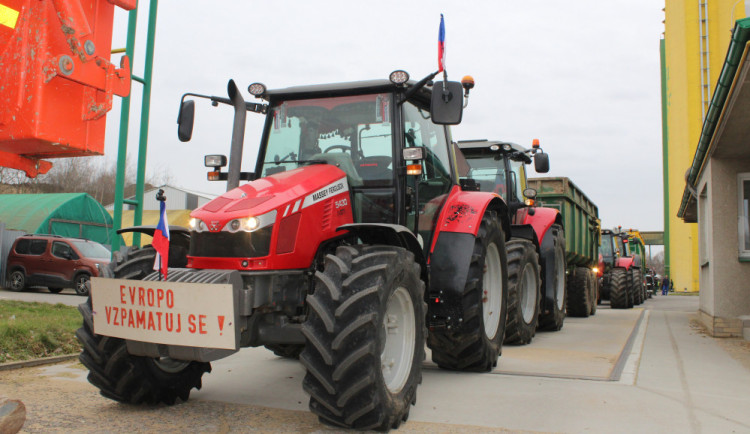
[406,164,422,176]
[532,139,540,148]
[461,75,475,91]
[525,199,535,207]
[435,297,440,303]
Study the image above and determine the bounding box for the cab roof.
[263,79,423,100]
[457,139,527,154]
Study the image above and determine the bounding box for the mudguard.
[616,256,634,270]
[429,186,509,241]
[521,207,561,245]
[510,224,539,248]
[427,186,508,331]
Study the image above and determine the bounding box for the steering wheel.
[324,144,352,153]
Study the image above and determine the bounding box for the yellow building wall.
[663,0,746,292]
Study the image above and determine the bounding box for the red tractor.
[597,228,641,309]
[77,71,512,430]
[456,140,566,345]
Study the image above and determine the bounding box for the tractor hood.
[190,164,349,231]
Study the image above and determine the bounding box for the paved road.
[2,292,750,432]
[0,286,86,307]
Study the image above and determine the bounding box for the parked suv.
[5,235,111,296]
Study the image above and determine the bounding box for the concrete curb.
[0,354,78,372]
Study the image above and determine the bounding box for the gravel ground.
[0,361,522,433]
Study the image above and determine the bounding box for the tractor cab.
[456,139,549,217]
[178,71,475,257]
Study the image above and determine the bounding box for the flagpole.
[156,189,166,282]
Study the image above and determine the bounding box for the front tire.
[503,239,540,345]
[76,246,209,405]
[566,267,591,318]
[428,213,508,371]
[301,245,425,431]
[609,269,629,309]
[8,270,25,292]
[538,224,566,330]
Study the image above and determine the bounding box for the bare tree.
[0,157,171,204]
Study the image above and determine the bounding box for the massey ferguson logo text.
[302,178,349,210]
[312,181,345,201]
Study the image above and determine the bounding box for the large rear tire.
[503,239,540,345]
[566,267,591,317]
[428,213,508,371]
[76,246,209,405]
[538,224,566,330]
[301,245,425,431]
[609,268,629,309]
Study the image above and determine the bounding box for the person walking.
[661,275,670,296]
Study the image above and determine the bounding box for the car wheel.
[74,274,90,296]
[8,270,26,292]
[48,287,64,294]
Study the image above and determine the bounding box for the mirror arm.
[400,70,440,104]
[179,92,267,114]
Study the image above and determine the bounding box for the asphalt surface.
[1,290,749,433]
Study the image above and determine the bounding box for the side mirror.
[534,152,550,173]
[177,100,195,142]
[523,188,537,199]
[430,81,464,125]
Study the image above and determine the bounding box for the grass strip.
[0,300,81,363]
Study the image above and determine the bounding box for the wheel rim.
[381,286,415,394]
[10,272,23,290]
[76,276,89,294]
[153,357,190,373]
[554,248,565,310]
[520,264,537,324]
[483,243,503,338]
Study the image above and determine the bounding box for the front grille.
[189,227,272,258]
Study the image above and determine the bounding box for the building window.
[738,173,750,258]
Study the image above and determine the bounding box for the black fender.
[117,225,191,252]
[510,224,540,249]
[337,223,426,281]
[428,231,475,330]
[538,224,562,315]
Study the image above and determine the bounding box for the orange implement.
[0,0,135,177]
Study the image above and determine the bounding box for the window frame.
[737,173,750,259]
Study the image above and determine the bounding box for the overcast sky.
[103,0,666,233]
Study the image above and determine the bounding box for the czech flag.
[153,199,170,280]
[438,14,446,72]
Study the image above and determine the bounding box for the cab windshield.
[260,93,394,187]
[600,233,614,259]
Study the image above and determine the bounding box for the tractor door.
[402,101,454,252]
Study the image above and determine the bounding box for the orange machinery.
[0,0,135,177]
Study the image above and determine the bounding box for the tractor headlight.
[189,218,208,232]
[223,210,275,233]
